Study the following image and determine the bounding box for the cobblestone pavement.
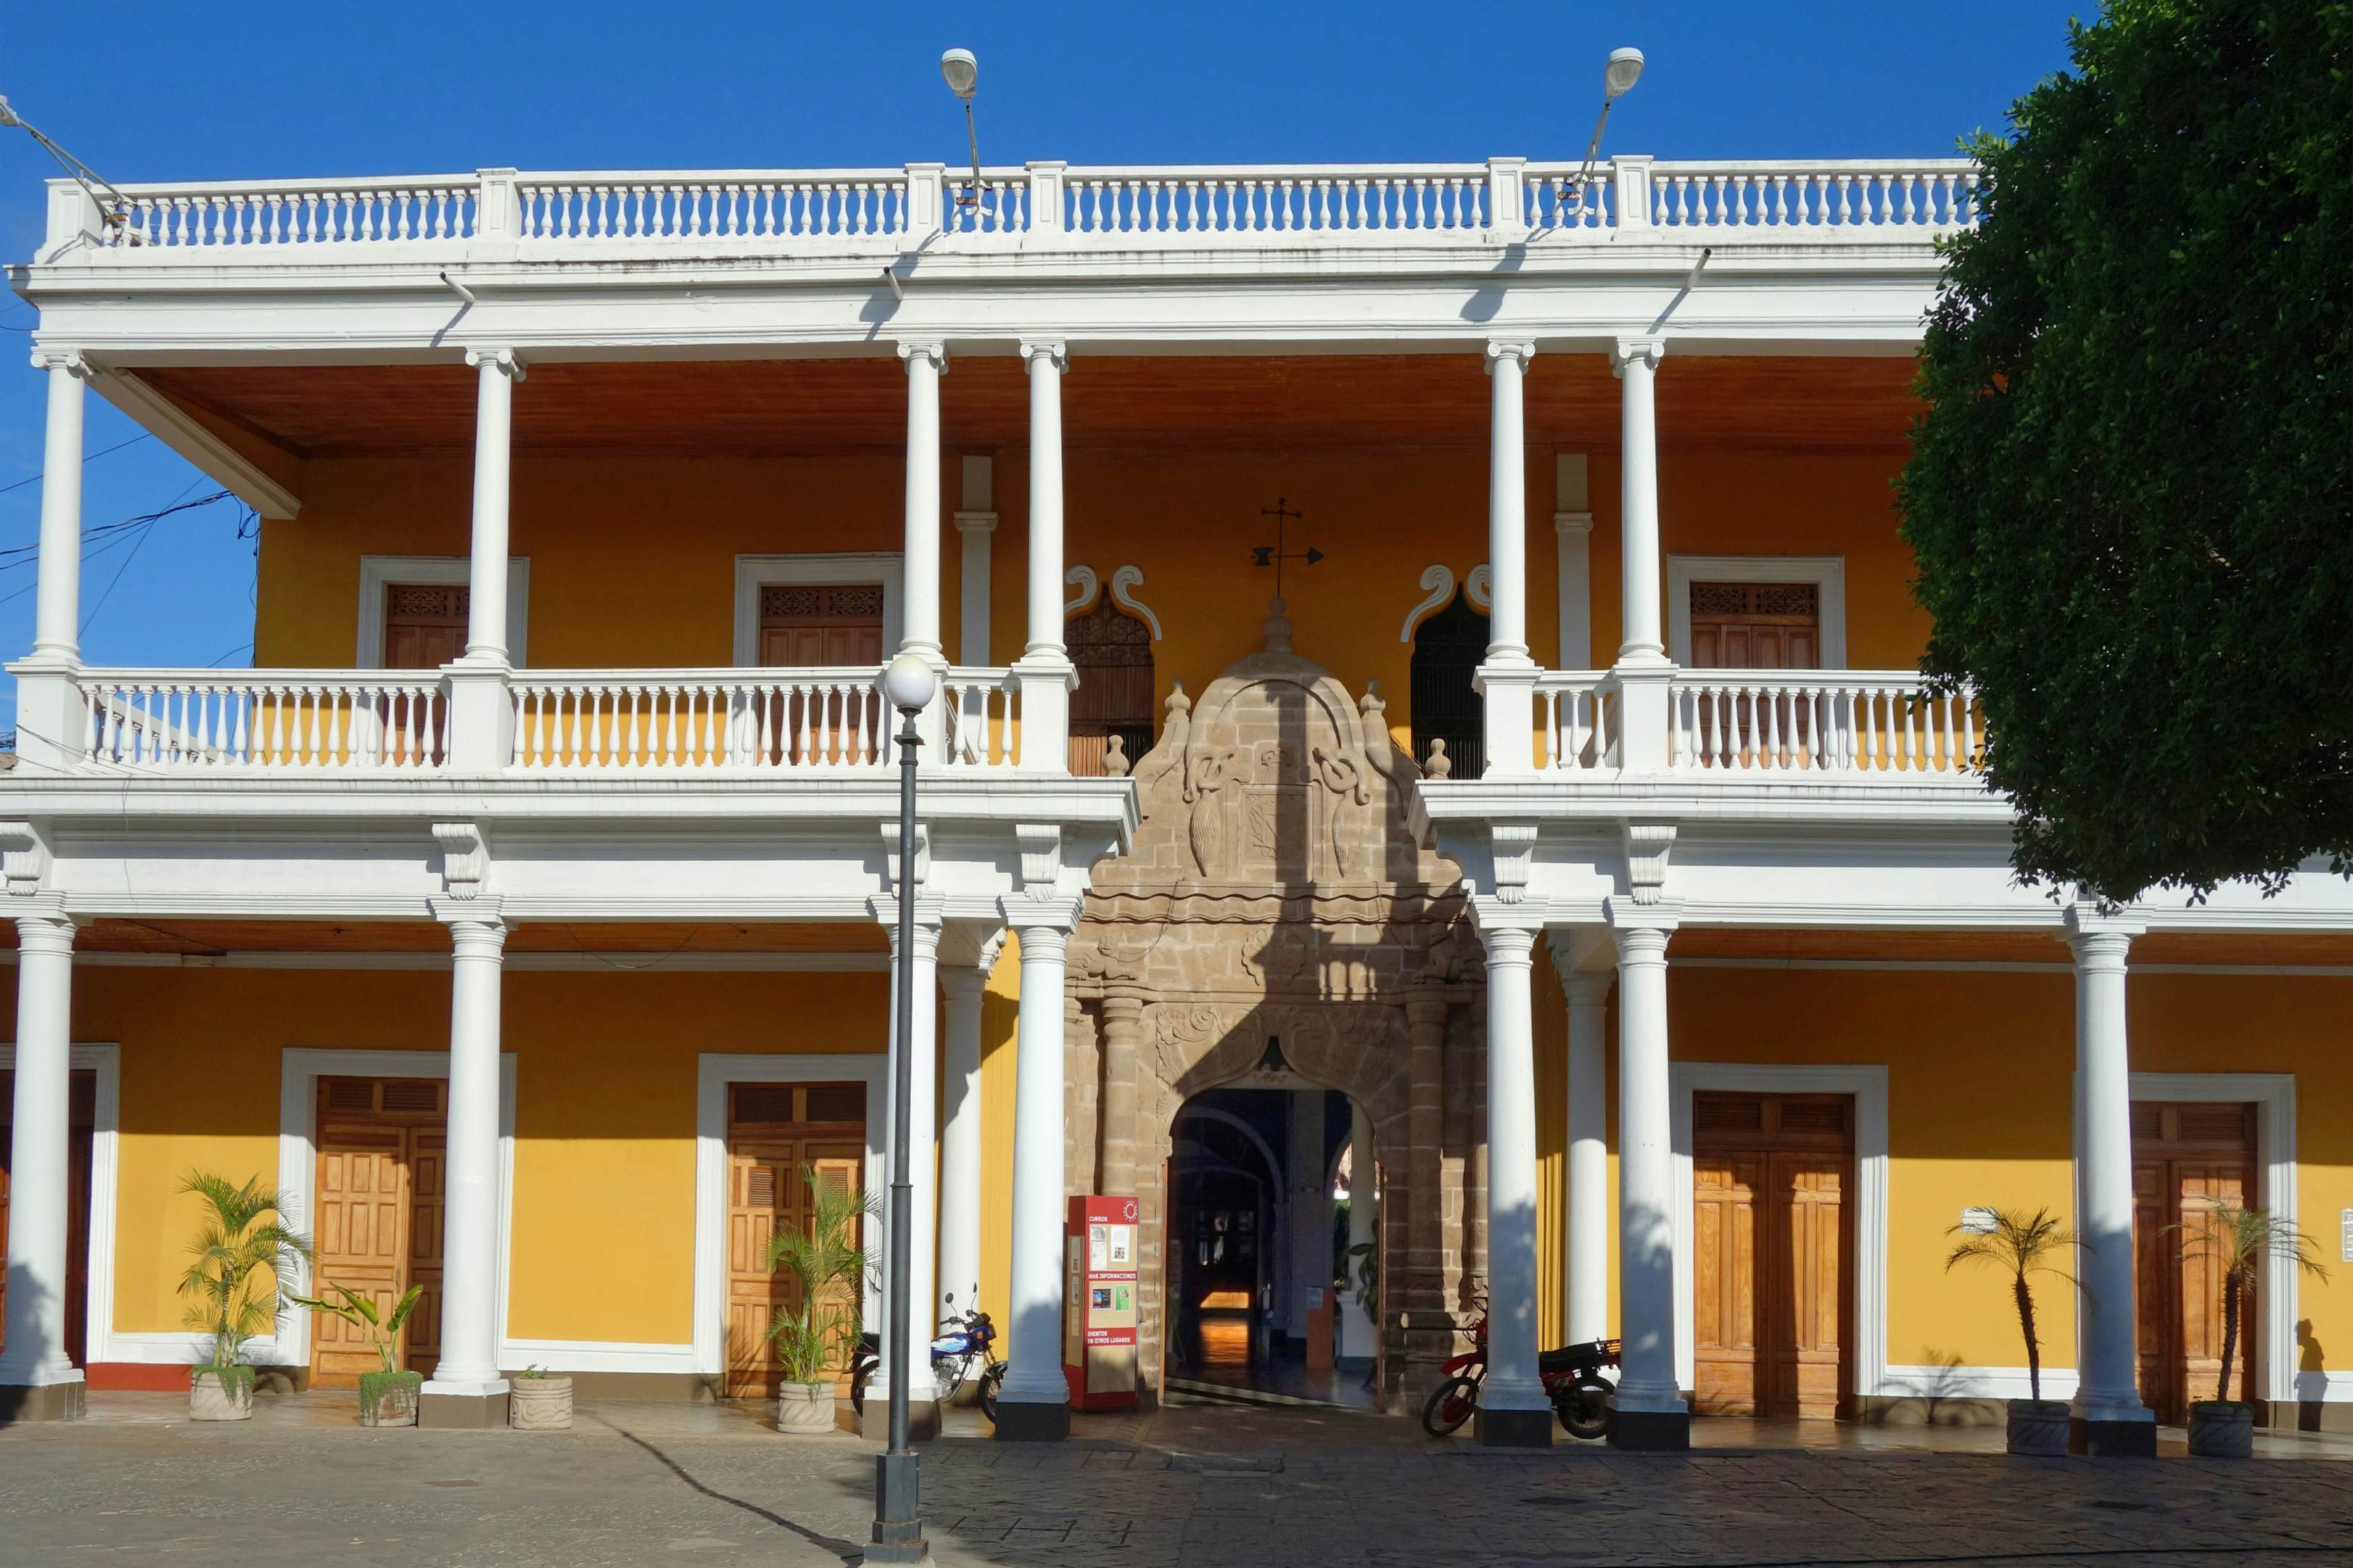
[2,1395,2352,1567]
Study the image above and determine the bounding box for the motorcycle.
[1420,1313,1620,1440]
[849,1290,1005,1424]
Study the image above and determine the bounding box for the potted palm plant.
[1945,1207,2083,1456]
[509,1363,574,1431]
[290,1282,425,1427]
[765,1164,872,1435]
[2172,1202,2328,1458]
[177,1171,312,1421]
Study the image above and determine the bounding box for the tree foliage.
[1899,0,2353,903]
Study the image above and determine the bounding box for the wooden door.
[382,583,470,670]
[0,1068,96,1366]
[724,1082,866,1398]
[310,1077,447,1387]
[1689,582,1823,670]
[759,584,885,667]
[2132,1102,2257,1421]
[1691,1092,1853,1419]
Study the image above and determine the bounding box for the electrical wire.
[0,434,155,497]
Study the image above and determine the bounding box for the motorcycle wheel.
[938,1355,971,1404]
[1556,1374,1612,1440]
[1422,1373,1482,1437]
[849,1356,878,1416]
[978,1362,1005,1425]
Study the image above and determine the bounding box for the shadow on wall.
[1864,1350,2001,1429]
[0,1263,59,1423]
[2298,1318,2328,1432]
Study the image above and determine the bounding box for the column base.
[1474,1405,1554,1448]
[419,1380,511,1429]
[2070,1414,2158,1457]
[1607,1405,1691,1452]
[0,1377,86,1424]
[860,1396,944,1443]
[992,1397,1069,1443]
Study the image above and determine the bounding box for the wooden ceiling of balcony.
[46,918,888,956]
[142,352,1921,461]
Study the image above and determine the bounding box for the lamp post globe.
[1604,46,1645,99]
[940,49,978,100]
[884,653,939,715]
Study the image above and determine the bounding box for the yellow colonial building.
[2,153,2347,1451]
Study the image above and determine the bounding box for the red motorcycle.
[1420,1314,1620,1440]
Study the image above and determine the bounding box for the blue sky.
[0,1,2084,699]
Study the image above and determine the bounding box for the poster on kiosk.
[1065,1194,1140,1410]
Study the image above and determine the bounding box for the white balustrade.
[104,177,479,249]
[515,172,908,242]
[1059,165,1493,236]
[1647,162,1981,233]
[1668,672,1983,776]
[943,174,1029,235]
[78,672,448,769]
[1522,165,1615,233]
[940,667,1017,767]
[1538,673,1618,769]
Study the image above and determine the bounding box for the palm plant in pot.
[1945,1208,2084,1456]
[2171,1203,2327,1458]
[764,1164,873,1435]
[177,1171,312,1421]
[289,1282,425,1427]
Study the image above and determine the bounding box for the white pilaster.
[2067,909,2155,1445]
[1554,452,1594,671]
[937,956,990,1318]
[1341,1098,1380,1360]
[1605,896,1688,1445]
[1611,337,1670,772]
[1014,340,1074,772]
[1478,341,1539,777]
[872,907,944,1405]
[955,455,998,668]
[0,906,85,1408]
[30,350,88,664]
[997,905,1079,1430]
[898,341,948,661]
[424,910,510,1403]
[1475,915,1552,1440]
[1555,957,1612,1345]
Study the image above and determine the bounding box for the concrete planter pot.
[189,1366,255,1422]
[2188,1400,2254,1458]
[359,1370,423,1428]
[2006,1399,2070,1456]
[509,1375,574,1431]
[775,1381,837,1435]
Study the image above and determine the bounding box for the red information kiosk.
[1064,1194,1140,1411]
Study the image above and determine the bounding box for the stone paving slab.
[2,1396,2352,1567]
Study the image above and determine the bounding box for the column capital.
[939,962,989,1002]
[1476,923,1539,967]
[954,508,999,536]
[441,912,510,957]
[1019,339,1068,373]
[1603,894,1682,943]
[999,894,1084,938]
[1485,339,1537,374]
[462,346,527,380]
[1554,509,1594,539]
[899,339,949,373]
[431,896,508,940]
[1612,337,1665,375]
[28,345,91,378]
[870,896,947,956]
[12,901,77,954]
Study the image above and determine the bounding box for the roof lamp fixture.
[0,94,133,242]
[939,48,986,223]
[1559,46,1646,221]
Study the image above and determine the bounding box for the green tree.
[1899,0,2353,904]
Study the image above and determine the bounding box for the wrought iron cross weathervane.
[1251,498,1324,598]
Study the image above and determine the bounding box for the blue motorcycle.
[849,1291,1005,1424]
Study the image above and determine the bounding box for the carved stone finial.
[1263,597,1293,653]
[1165,681,1190,719]
[1360,679,1385,720]
[1103,733,1131,777]
[1425,738,1453,780]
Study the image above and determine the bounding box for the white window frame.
[733,553,903,668]
[1667,554,1846,669]
[0,1043,123,1366]
[357,555,530,668]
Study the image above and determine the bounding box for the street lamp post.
[871,652,939,1567]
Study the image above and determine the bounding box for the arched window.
[1068,596,1155,776]
[1409,589,1485,778]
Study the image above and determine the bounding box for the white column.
[30,352,88,664]
[1479,341,1539,776]
[937,954,991,1319]
[873,910,943,1404]
[1341,1099,1380,1359]
[424,913,508,1404]
[898,342,948,660]
[459,349,523,664]
[2067,912,2155,1447]
[1554,453,1594,670]
[1611,337,1671,771]
[1286,1089,1328,1339]
[997,909,1076,1432]
[1015,341,1072,772]
[955,455,998,668]
[1476,917,1551,1440]
[1556,958,1612,1345]
[0,907,84,1411]
[1606,896,1688,1445]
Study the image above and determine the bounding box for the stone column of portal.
[1014,340,1074,771]
[448,347,524,772]
[1610,337,1673,770]
[866,908,945,1437]
[2066,909,2157,1456]
[996,904,1081,1441]
[1478,341,1539,775]
[1400,990,1452,1401]
[1473,917,1553,1447]
[936,956,991,1350]
[420,910,511,1427]
[1553,953,1613,1346]
[1342,1099,1380,1361]
[1605,896,1689,1450]
[1286,1087,1330,1344]
[0,904,85,1421]
[12,350,92,773]
[1097,989,1144,1198]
